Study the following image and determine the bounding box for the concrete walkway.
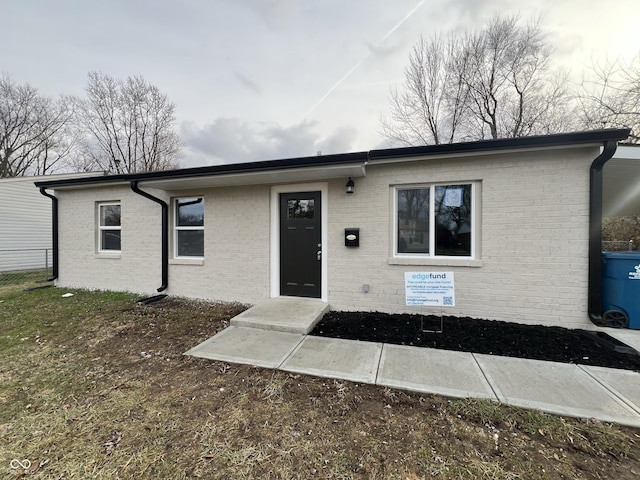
[185,298,640,429]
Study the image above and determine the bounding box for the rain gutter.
[130,181,168,292]
[588,139,620,326]
[38,188,58,281]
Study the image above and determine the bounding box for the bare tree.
[577,55,640,143]
[0,75,75,177]
[466,16,575,139]
[76,72,182,174]
[381,35,471,145]
[381,15,574,146]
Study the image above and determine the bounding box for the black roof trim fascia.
[34,151,370,189]
[34,129,630,189]
[369,128,630,160]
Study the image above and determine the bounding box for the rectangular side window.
[98,202,121,252]
[395,183,474,258]
[435,184,472,257]
[174,197,204,258]
[397,187,430,254]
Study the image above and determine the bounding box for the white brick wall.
[57,185,163,294]
[57,184,271,304]
[166,185,271,303]
[326,146,596,328]
[54,144,599,328]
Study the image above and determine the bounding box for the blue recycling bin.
[601,251,640,329]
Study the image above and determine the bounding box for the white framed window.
[174,197,204,258]
[394,183,475,258]
[98,202,121,252]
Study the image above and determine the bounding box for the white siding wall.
[0,177,53,271]
[0,173,103,272]
[54,145,598,328]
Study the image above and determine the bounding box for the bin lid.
[602,251,640,259]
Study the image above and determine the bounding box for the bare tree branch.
[0,75,76,177]
[381,15,573,146]
[76,72,182,173]
[381,34,471,146]
[577,55,640,142]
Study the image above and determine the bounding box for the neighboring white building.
[35,129,630,329]
[0,172,104,273]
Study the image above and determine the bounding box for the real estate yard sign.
[405,272,455,306]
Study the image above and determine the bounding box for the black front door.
[280,191,321,298]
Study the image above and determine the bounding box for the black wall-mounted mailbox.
[345,228,360,247]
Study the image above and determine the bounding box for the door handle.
[316,250,321,261]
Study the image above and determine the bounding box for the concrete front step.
[230,297,329,334]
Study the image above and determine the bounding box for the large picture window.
[174,197,204,258]
[98,202,121,252]
[396,183,473,257]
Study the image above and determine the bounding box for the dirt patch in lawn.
[311,312,640,371]
[2,288,640,479]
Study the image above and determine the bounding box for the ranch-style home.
[35,129,631,330]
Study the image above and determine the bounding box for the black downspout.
[39,188,58,281]
[130,181,168,292]
[588,140,619,326]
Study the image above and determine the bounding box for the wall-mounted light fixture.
[346,177,355,194]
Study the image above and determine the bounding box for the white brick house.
[35,129,630,329]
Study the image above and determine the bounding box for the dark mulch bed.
[310,311,640,372]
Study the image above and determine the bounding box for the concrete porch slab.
[230,297,329,334]
[475,354,640,427]
[377,345,497,400]
[184,326,304,369]
[280,336,382,384]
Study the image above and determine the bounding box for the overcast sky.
[3,0,639,167]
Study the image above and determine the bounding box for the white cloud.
[227,0,297,31]
[180,118,358,167]
[2,0,640,170]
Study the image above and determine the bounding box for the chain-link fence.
[602,240,635,252]
[0,248,54,288]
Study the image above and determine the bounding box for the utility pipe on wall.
[130,181,168,292]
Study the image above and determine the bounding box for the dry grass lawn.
[1,285,639,479]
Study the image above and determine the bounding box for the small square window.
[98,203,121,252]
[174,197,204,258]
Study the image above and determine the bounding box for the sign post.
[405,272,455,332]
